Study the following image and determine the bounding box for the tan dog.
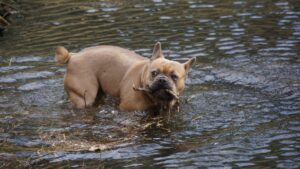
[55,42,195,113]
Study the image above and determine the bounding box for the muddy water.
[1,0,300,168]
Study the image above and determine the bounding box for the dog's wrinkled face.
[148,59,185,101]
[143,42,196,102]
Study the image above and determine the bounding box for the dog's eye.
[151,70,159,77]
[171,74,178,81]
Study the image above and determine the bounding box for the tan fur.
[55,46,71,64]
[56,42,195,111]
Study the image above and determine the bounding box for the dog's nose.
[158,77,168,84]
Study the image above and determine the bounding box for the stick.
[132,84,151,93]
[165,89,179,100]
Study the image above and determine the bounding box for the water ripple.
[0,71,54,83]
[0,0,299,168]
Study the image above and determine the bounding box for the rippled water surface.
[1,0,300,168]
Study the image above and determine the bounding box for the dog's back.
[56,45,148,108]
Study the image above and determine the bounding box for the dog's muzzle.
[149,75,175,101]
[150,76,171,91]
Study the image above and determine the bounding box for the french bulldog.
[55,42,195,113]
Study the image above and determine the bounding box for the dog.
[55,42,195,113]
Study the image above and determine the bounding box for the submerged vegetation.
[0,1,17,36]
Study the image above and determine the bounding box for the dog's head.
[142,42,196,102]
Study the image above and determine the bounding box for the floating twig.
[8,57,13,66]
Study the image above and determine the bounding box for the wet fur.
[55,42,195,113]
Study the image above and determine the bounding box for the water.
[0,0,300,168]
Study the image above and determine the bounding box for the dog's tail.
[55,46,71,64]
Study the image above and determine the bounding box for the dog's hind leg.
[68,91,86,108]
[67,88,99,108]
[64,75,99,109]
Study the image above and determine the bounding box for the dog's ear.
[184,57,196,72]
[151,42,164,60]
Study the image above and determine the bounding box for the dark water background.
[0,0,300,168]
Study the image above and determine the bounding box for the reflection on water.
[0,0,300,168]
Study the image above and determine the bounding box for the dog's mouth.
[151,88,178,101]
[147,83,179,101]
[132,84,178,101]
